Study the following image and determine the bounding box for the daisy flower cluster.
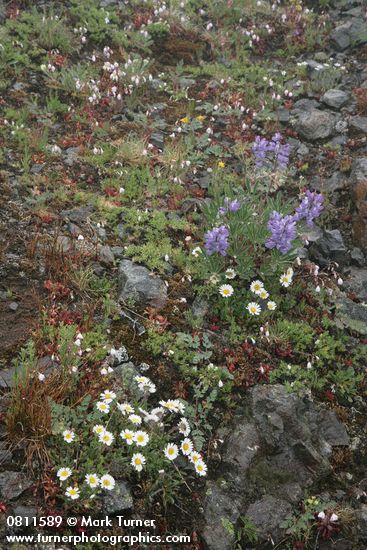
[57,381,208,501]
[246,279,277,316]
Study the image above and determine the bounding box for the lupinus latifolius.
[200,188,324,318]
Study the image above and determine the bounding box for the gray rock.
[309,229,350,267]
[202,384,350,547]
[60,206,94,224]
[150,132,164,150]
[277,108,290,123]
[318,410,349,447]
[223,423,259,472]
[344,267,367,301]
[335,297,367,334]
[351,247,366,267]
[291,99,320,115]
[67,222,80,236]
[331,23,353,51]
[101,480,133,514]
[111,246,125,258]
[30,164,44,174]
[313,171,347,198]
[321,89,350,109]
[295,109,336,141]
[191,296,209,318]
[245,496,292,543]
[56,235,73,254]
[98,245,114,265]
[64,147,80,166]
[10,506,38,531]
[0,367,17,388]
[350,116,367,134]
[351,158,367,252]
[331,19,367,51]
[0,471,32,500]
[355,505,367,539]
[118,260,168,309]
[8,302,18,312]
[0,441,13,466]
[202,482,240,550]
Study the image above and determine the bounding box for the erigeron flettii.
[57,381,207,499]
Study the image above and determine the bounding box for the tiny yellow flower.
[180,116,189,124]
[196,115,205,121]
[217,161,225,169]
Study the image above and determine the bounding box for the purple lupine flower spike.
[252,133,290,170]
[204,226,230,256]
[265,211,297,254]
[219,197,241,215]
[294,190,324,226]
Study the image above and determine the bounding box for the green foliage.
[70,0,119,44]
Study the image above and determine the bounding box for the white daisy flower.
[62,430,75,443]
[134,376,156,394]
[267,301,277,310]
[100,474,115,491]
[250,280,264,295]
[100,390,116,403]
[159,399,183,413]
[98,430,114,446]
[117,402,134,415]
[280,273,292,287]
[164,443,179,461]
[133,431,150,447]
[85,473,99,488]
[57,467,72,481]
[120,429,135,445]
[219,284,234,298]
[128,414,142,425]
[181,438,193,456]
[259,289,269,300]
[96,401,110,414]
[225,268,236,279]
[65,486,80,500]
[131,453,146,472]
[195,459,208,476]
[92,424,105,435]
[246,302,261,316]
[178,418,191,437]
[189,451,202,464]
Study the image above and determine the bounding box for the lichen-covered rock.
[118,260,168,309]
[321,89,350,109]
[295,109,336,141]
[101,480,133,514]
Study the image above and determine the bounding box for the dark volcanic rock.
[0,471,32,500]
[246,496,292,542]
[309,229,350,267]
[202,385,349,548]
